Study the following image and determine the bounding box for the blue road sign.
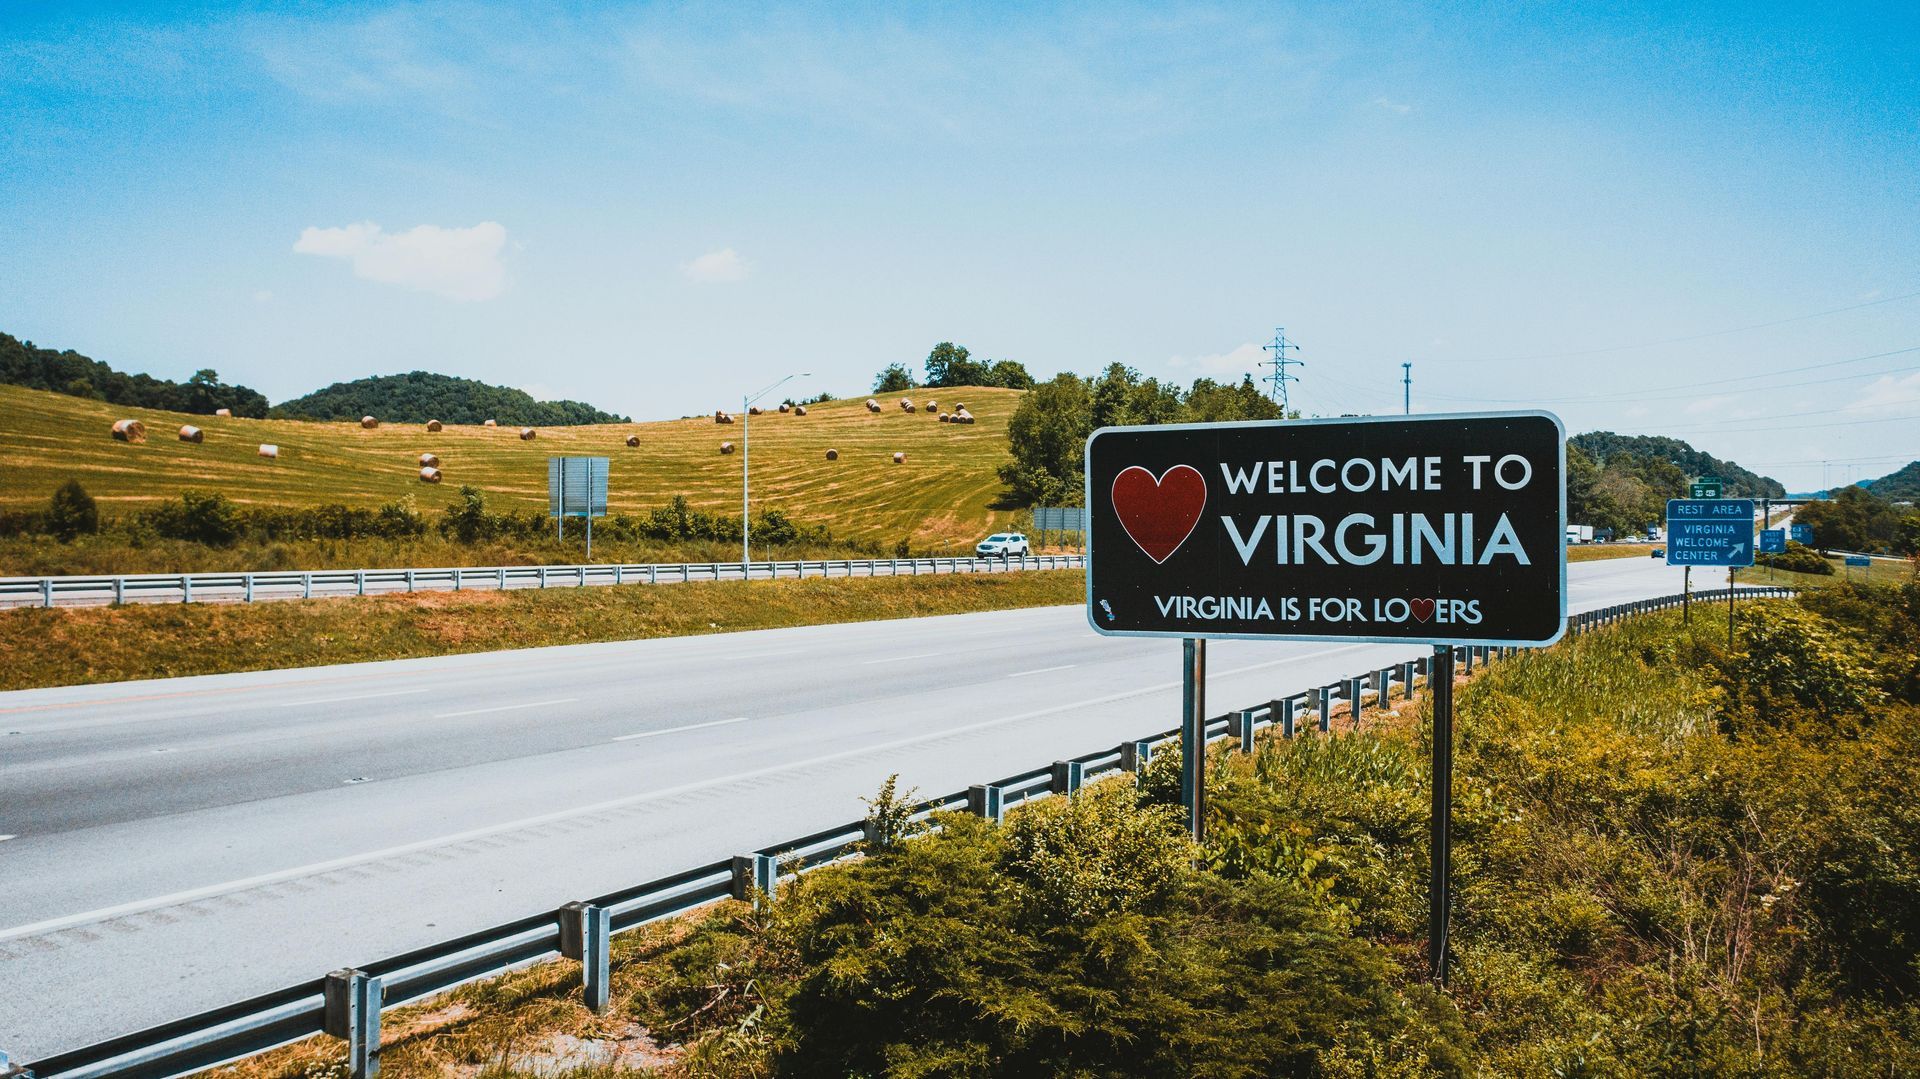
[1665,499,1755,567]
[1790,523,1814,545]
[1845,555,1871,568]
[1760,528,1785,553]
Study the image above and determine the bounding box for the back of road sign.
[1665,498,1754,566]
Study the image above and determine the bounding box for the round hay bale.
[519,427,537,440]
[954,402,966,411]
[866,399,881,412]
[111,418,147,443]
[926,400,937,412]
[720,441,736,455]
[748,406,763,416]
[178,425,204,444]
[825,448,838,460]
[714,410,735,424]
[483,418,498,427]
[361,416,379,429]
[778,403,791,413]
[419,466,443,483]
[214,408,232,417]
[892,451,906,464]
[899,398,914,412]
[625,434,640,447]
[426,419,443,432]
[257,444,279,459]
[938,412,950,423]
[418,452,440,468]
[793,405,807,416]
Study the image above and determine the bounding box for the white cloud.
[1849,371,1920,413]
[682,247,750,283]
[294,221,508,301]
[1167,342,1266,376]
[1372,96,1412,114]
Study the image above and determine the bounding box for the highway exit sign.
[1665,498,1754,566]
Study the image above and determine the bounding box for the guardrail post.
[356,571,366,596]
[558,902,612,1014]
[1271,697,1295,738]
[1401,661,1417,700]
[324,968,382,1078]
[1051,760,1085,794]
[113,576,125,605]
[613,565,623,585]
[968,783,1005,822]
[1228,709,1257,753]
[731,853,778,905]
[180,575,192,604]
[1318,687,1332,732]
[649,565,659,584]
[404,569,415,594]
[1346,676,1364,725]
[41,579,52,608]
[1120,739,1152,773]
[1462,646,1474,673]
[538,567,548,588]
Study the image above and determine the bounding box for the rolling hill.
[273,371,628,426]
[1571,431,1785,498]
[0,384,1021,549]
[1860,460,1920,502]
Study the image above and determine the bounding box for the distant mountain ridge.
[1860,460,1920,502]
[1570,431,1785,499]
[273,371,629,426]
[1,331,269,417]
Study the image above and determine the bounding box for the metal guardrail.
[4,585,1795,1079]
[0,555,1087,610]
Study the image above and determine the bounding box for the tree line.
[2,332,270,417]
[873,342,1036,393]
[273,371,628,425]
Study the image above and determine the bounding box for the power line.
[1422,345,1920,405]
[1646,411,1919,436]
[1455,287,1920,364]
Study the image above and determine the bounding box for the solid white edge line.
[612,717,751,741]
[434,697,579,719]
[0,642,1375,944]
[861,652,942,664]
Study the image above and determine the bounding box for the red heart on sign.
[1111,465,1207,564]
[1410,598,1435,623]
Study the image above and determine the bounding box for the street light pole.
[742,373,809,570]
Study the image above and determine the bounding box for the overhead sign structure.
[1760,528,1786,553]
[1690,477,1724,499]
[1084,412,1567,646]
[1790,523,1814,545]
[1665,499,1755,566]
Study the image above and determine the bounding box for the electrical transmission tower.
[1261,327,1303,412]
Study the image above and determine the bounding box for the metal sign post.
[1181,637,1206,844]
[1428,644,1455,985]
[1083,411,1567,988]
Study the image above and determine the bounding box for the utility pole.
[1402,362,1413,415]
[1261,327,1303,413]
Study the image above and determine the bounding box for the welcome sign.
[1085,412,1566,645]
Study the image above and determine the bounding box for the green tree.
[872,363,916,393]
[986,358,1035,389]
[46,479,98,541]
[1183,376,1284,423]
[923,341,991,387]
[1000,373,1092,506]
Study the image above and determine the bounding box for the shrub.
[137,490,243,546]
[1757,540,1833,575]
[46,479,99,541]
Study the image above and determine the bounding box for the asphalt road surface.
[1,554,1694,1058]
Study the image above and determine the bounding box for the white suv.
[976,532,1031,557]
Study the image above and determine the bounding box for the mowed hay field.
[0,385,1023,549]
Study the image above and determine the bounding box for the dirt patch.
[446,1022,678,1077]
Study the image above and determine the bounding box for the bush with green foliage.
[1757,539,1834,575]
[46,479,98,541]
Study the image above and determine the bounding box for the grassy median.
[0,569,1085,691]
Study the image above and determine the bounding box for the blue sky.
[2,1,1915,491]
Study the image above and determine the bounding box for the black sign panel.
[1085,412,1565,645]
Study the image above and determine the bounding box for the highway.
[0,554,1692,1058]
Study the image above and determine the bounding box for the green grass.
[0,384,1023,550]
[0,568,1085,691]
[1736,555,1915,589]
[1566,542,1656,562]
